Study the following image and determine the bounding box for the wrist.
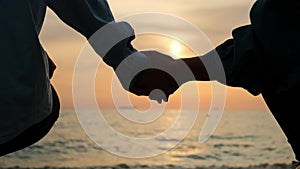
[114,51,149,90]
[88,21,138,70]
[168,59,194,86]
[103,36,136,70]
[180,57,209,81]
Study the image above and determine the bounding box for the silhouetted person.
[134,0,300,167]
[0,0,152,156]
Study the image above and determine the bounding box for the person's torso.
[0,0,52,144]
[250,0,300,90]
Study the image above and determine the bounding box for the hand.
[129,51,181,103]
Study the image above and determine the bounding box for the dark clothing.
[0,0,140,152]
[0,54,59,156]
[215,0,300,160]
[0,84,60,156]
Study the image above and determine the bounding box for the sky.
[39,0,269,110]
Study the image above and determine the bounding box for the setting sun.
[171,42,182,55]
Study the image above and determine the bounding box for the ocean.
[0,109,294,169]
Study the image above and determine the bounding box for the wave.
[0,163,292,169]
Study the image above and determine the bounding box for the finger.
[149,97,163,104]
[157,99,162,104]
[149,94,160,103]
[149,89,167,104]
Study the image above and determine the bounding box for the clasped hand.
[117,51,184,103]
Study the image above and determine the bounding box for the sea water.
[0,109,294,168]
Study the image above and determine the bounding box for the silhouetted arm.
[43,0,114,38]
[177,26,262,96]
[180,57,209,81]
[43,0,149,93]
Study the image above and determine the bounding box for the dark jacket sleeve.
[43,0,138,69]
[214,0,298,96]
[216,25,263,96]
[43,0,114,38]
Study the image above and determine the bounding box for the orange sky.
[39,0,268,110]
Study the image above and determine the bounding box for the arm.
[179,25,262,96]
[136,24,263,102]
[43,0,148,91]
[180,57,209,81]
[133,0,292,102]
[43,0,114,38]
[176,26,262,96]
